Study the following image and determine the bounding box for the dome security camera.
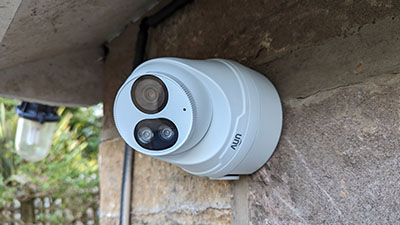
[114,58,282,180]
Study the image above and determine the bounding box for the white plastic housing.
[114,58,282,180]
[15,118,56,162]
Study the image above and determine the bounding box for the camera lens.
[158,125,175,141]
[144,87,158,102]
[131,75,168,114]
[137,127,154,144]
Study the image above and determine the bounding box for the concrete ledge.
[0,0,159,70]
[0,0,22,42]
[0,48,103,106]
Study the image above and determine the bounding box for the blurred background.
[0,98,102,224]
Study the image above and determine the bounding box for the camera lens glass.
[131,75,168,114]
[134,118,178,150]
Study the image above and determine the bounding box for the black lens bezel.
[131,75,168,114]
[134,118,178,151]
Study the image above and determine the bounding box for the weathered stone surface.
[131,151,232,225]
[250,74,400,224]
[148,0,400,66]
[100,132,232,225]
[256,16,400,100]
[99,138,125,220]
[132,208,231,225]
[100,217,118,225]
[98,138,233,224]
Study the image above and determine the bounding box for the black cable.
[119,1,193,225]
[146,0,193,28]
[119,144,133,225]
[132,0,193,69]
[132,20,149,69]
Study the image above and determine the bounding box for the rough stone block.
[131,208,231,225]
[131,151,232,224]
[99,138,233,225]
[148,0,400,67]
[250,74,400,224]
[100,217,119,225]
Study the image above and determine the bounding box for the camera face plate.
[114,73,194,156]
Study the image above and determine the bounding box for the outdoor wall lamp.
[15,102,60,162]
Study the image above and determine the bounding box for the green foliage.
[61,106,102,160]
[0,99,101,224]
[0,99,19,181]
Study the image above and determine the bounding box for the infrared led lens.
[159,125,175,140]
[137,127,154,144]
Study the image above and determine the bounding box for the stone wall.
[250,74,400,224]
[99,0,400,224]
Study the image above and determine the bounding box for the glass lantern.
[15,102,59,162]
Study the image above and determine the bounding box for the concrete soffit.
[0,0,22,43]
[0,0,160,107]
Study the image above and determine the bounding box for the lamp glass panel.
[15,118,56,162]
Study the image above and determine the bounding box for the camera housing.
[114,58,282,180]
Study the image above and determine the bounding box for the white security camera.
[114,58,282,180]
